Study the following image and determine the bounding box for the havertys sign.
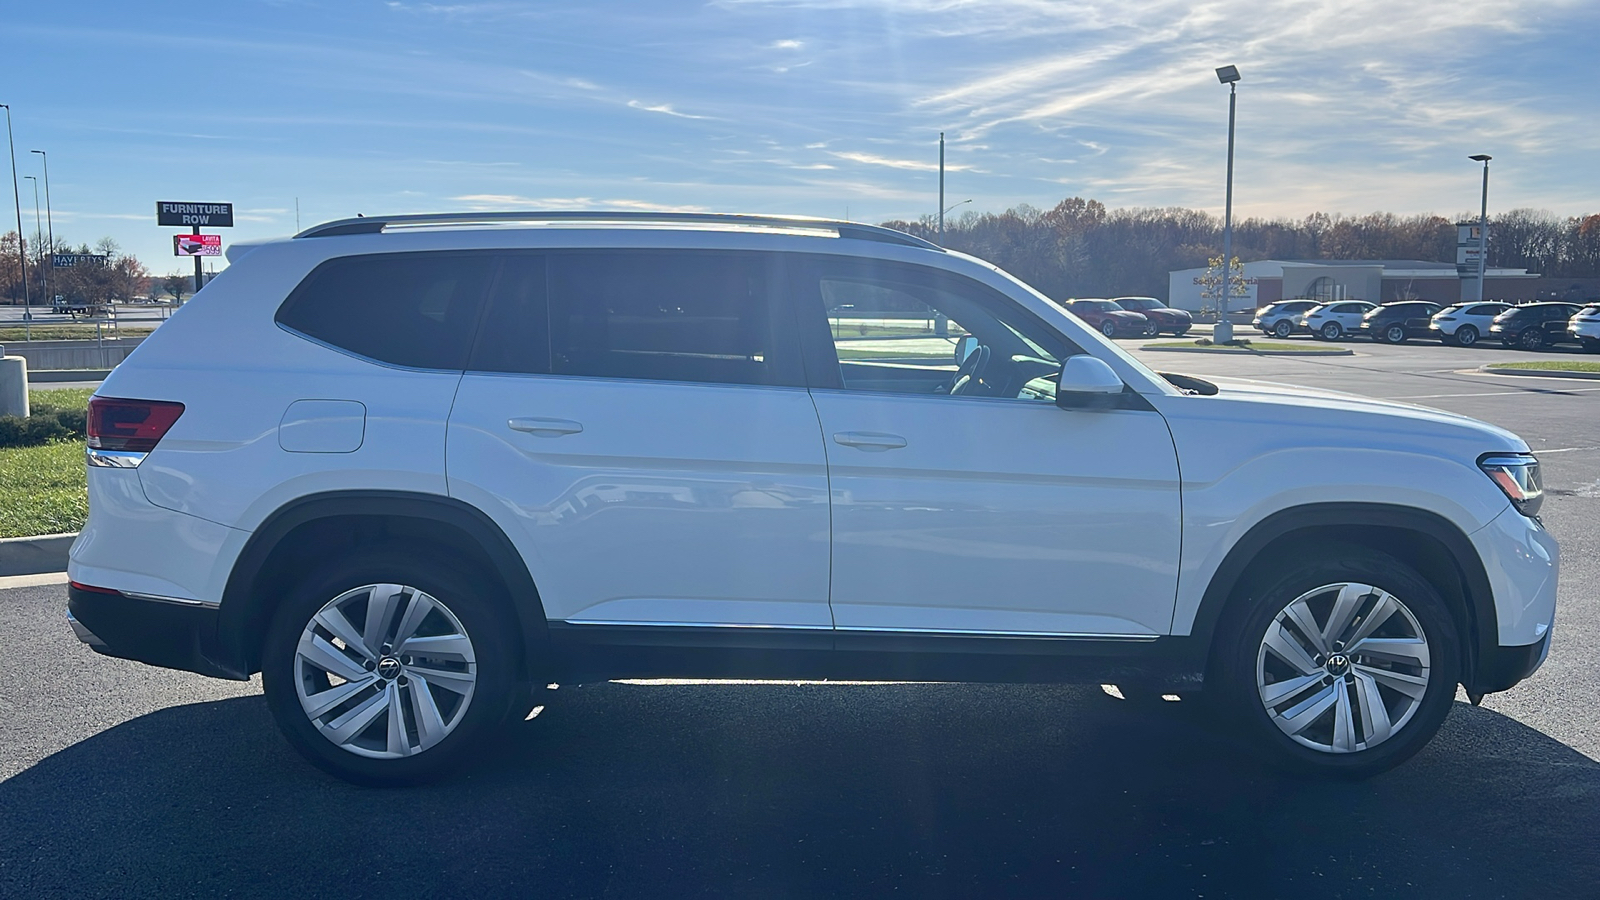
[156,201,234,227]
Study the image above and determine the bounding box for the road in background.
[2,340,1597,898]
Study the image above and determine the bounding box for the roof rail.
[293,211,943,251]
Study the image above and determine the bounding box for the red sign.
[174,233,222,257]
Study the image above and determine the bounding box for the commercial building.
[1166,259,1538,312]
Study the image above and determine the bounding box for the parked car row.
[1061,297,1193,338]
[1249,298,1600,351]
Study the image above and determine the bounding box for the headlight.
[1479,453,1543,518]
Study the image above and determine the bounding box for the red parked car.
[1063,298,1156,338]
[1114,296,1193,336]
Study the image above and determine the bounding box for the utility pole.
[1469,155,1492,302]
[32,150,53,306]
[938,132,945,244]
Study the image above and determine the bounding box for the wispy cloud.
[829,150,971,172]
[627,100,714,119]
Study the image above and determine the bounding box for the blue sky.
[3,0,1598,275]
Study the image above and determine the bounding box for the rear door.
[446,250,834,631]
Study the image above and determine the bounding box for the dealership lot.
[2,341,1597,898]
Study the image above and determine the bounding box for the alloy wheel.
[293,583,478,759]
[1320,322,1342,340]
[1385,324,1406,343]
[1255,581,1430,754]
[1274,320,1293,338]
[1101,320,1118,337]
[1519,329,1544,350]
[1456,325,1478,346]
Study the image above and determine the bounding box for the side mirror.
[1056,355,1125,409]
[953,334,978,364]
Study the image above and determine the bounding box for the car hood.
[1180,376,1528,452]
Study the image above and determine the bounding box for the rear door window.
[468,250,803,388]
[276,252,495,370]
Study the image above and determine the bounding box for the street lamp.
[1469,154,1492,302]
[30,150,53,306]
[1214,65,1241,343]
[938,132,946,243]
[943,199,972,218]
[24,175,41,300]
[0,104,29,327]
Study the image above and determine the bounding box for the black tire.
[1209,547,1461,778]
[1101,320,1118,338]
[1173,327,1191,337]
[261,546,522,785]
[1455,325,1479,347]
[1143,321,1159,337]
[1383,323,1407,344]
[1319,322,1342,341]
[1273,319,1294,338]
[1518,328,1545,351]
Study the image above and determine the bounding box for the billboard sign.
[174,234,223,257]
[157,201,234,227]
[51,253,109,267]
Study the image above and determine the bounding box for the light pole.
[1469,154,1492,302]
[24,175,41,301]
[0,104,30,328]
[938,132,945,244]
[30,150,53,305]
[1214,65,1241,343]
[943,199,972,219]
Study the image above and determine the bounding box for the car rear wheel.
[1319,322,1343,341]
[261,547,520,785]
[1212,548,1459,778]
[1455,325,1479,346]
[1273,320,1294,338]
[1101,320,1118,338]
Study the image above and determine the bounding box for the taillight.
[87,397,185,453]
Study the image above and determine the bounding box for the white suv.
[67,212,1558,784]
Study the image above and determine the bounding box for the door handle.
[508,417,584,437]
[833,431,907,451]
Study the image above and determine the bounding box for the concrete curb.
[1140,345,1355,356]
[0,533,76,577]
[1479,365,1600,380]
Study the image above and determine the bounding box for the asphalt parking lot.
[2,339,1596,899]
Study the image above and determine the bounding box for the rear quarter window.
[275,252,495,370]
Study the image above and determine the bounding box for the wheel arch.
[216,490,549,680]
[1189,502,1497,693]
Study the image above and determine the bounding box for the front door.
[792,256,1183,637]
[447,250,833,631]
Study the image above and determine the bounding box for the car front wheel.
[1212,548,1460,778]
[1518,328,1545,350]
[1101,320,1118,338]
[1383,324,1407,344]
[261,547,521,785]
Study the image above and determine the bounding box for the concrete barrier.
[0,352,27,417]
[1,337,144,371]
[0,533,76,577]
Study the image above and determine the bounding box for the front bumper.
[67,583,245,679]
[1472,630,1552,695]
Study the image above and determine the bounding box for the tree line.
[0,233,155,308]
[884,199,1600,301]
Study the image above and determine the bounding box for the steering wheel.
[948,344,991,396]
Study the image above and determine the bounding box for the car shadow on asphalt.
[2,682,1595,899]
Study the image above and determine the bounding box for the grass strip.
[1485,360,1600,373]
[0,440,87,538]
[1142,339,1344,352]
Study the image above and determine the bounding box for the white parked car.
[1430,302,1511,347]
[1300,301,1377,341]
[1568,304,1600,352]
[68,212,1558,785]
[1252,300,1319,338]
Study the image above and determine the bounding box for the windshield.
[1077,299,1121,311]
[1117,298,1163,310]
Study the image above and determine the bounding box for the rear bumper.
[67,583,246,680]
